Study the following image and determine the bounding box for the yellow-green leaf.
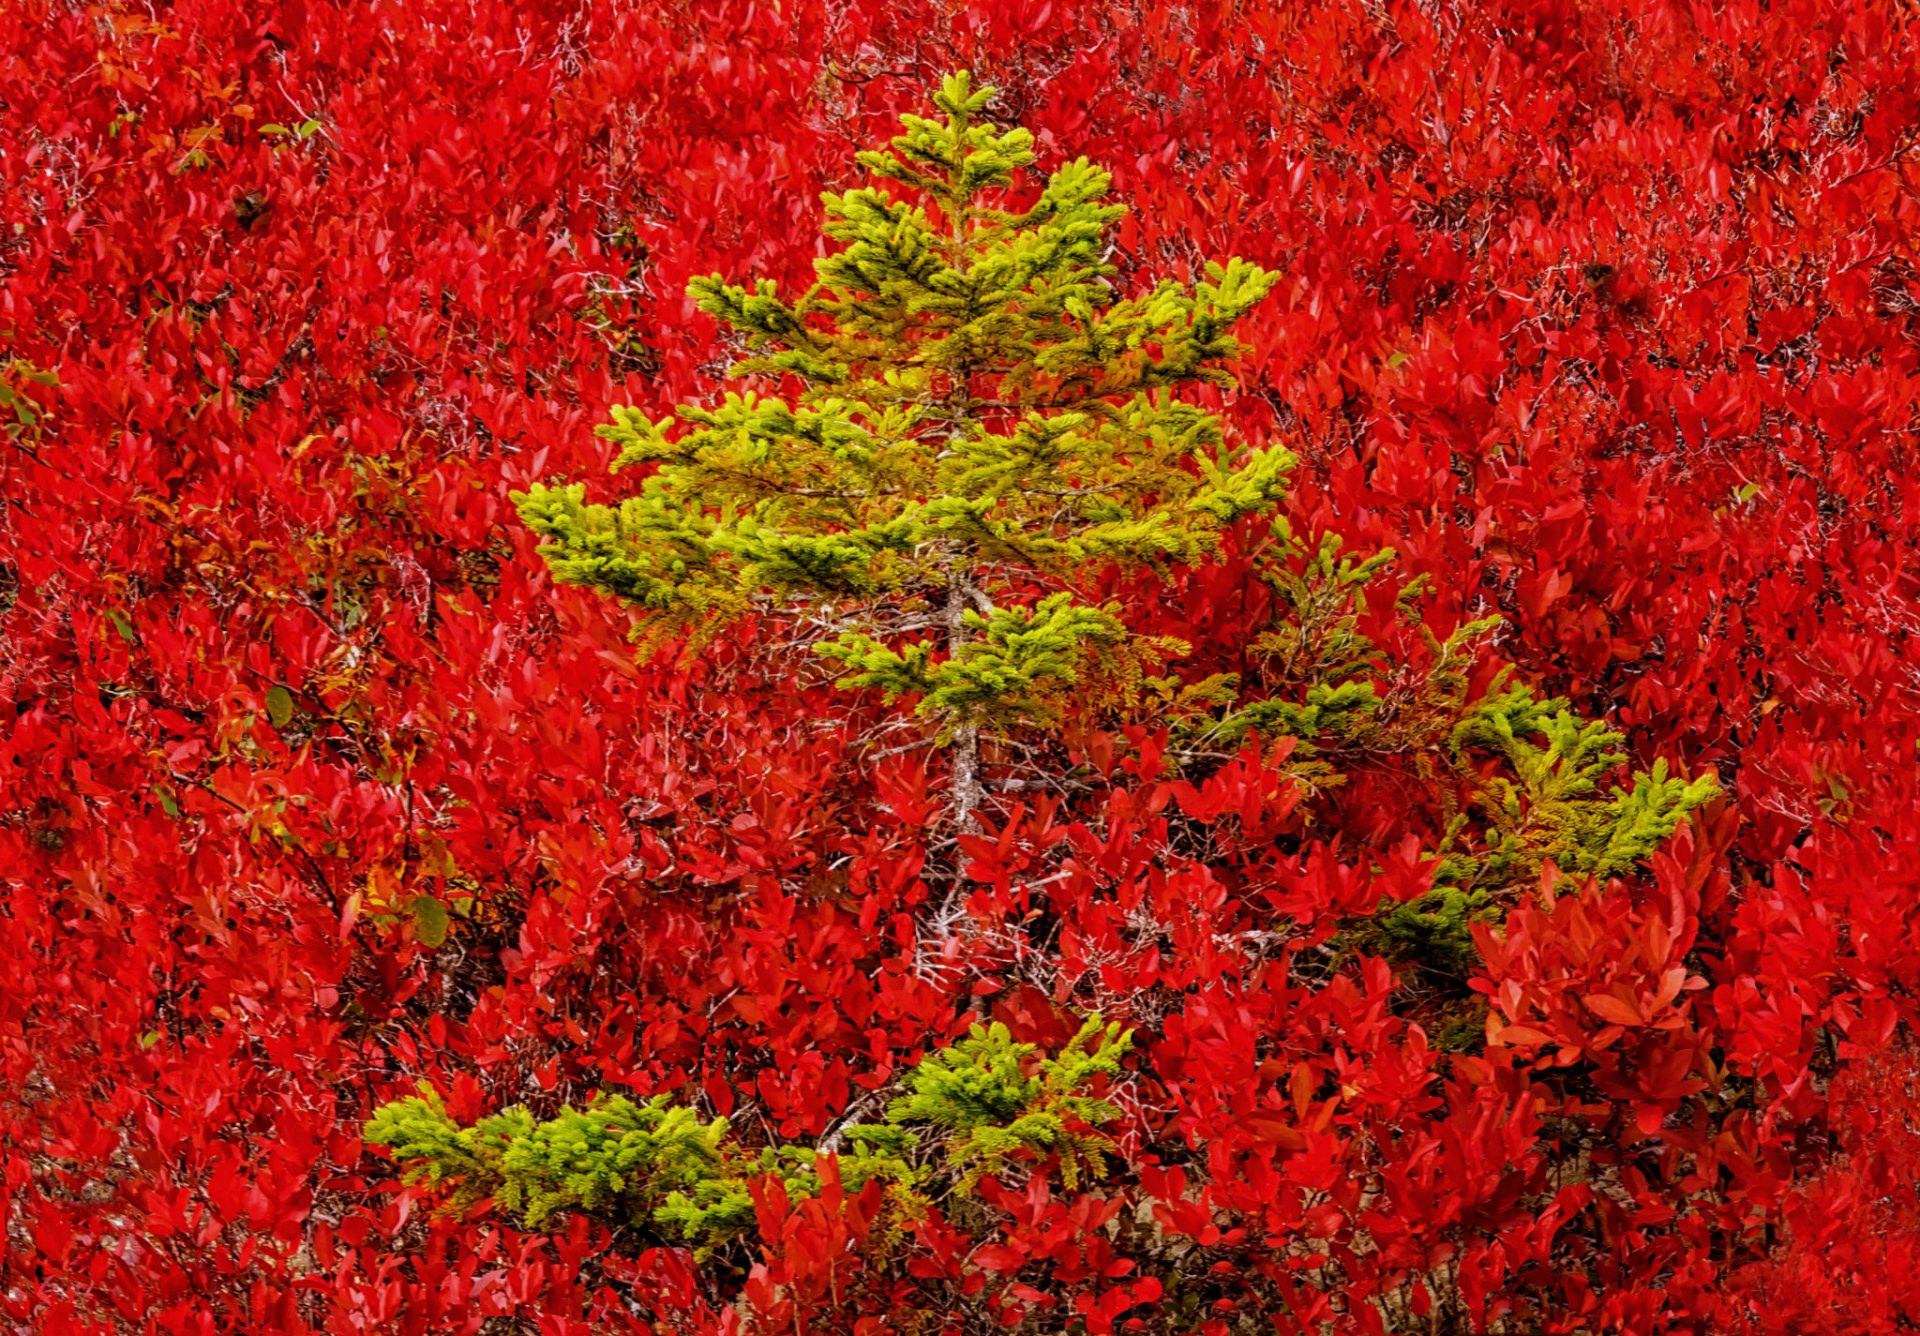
[412,894,450,948]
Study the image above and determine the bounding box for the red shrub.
[4,0,1919,1329]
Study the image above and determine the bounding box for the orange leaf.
[1583,993,1644,1027]
[1493,1024,1553,1047]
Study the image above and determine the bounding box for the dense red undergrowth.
[5,0,1920,1331]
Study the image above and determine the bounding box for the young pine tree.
[515,73,1290,885]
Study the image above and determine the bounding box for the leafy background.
[3,0,1919,1332]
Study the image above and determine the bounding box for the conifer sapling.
[514,73,1291,917]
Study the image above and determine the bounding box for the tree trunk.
[944,571,984,838]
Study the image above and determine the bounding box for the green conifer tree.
[515,72,1290,873]
[363,1016,1132,1253]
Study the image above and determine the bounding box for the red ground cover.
[4,0,1920,1330]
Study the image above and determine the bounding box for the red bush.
[4,0,1920,1330]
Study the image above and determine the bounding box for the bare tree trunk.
[919,568,989,949]
[944,571,984,838]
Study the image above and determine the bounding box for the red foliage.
[4,0,1920,1330]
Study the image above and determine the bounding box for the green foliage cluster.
[363,1015,1132,1252]
[886,1016,1132,1191]
[1440,686,1720,889]
[1200,527,1451,768]
[1197,523,1720,976]
[819,591,1128,726]
[362,1091,733,1232]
